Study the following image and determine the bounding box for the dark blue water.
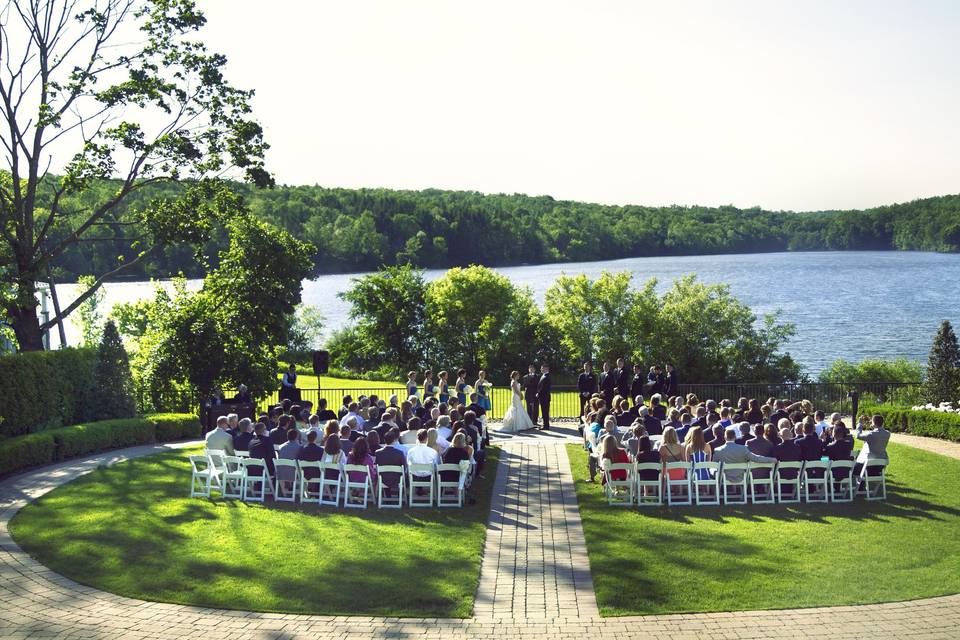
[59,251,960,376]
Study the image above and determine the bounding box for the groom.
[537,363,552,430]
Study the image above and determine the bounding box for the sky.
[197,0,960,212]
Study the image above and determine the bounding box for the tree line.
[25,179,960,281]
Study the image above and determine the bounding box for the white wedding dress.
[500,380,536,433]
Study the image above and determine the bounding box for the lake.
[47,251,959,376]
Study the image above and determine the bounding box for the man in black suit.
[629,364,645,406]
[664,363,679,397]
[297,430,324,481]
[599,361,615,409]
[523,364,540,425]
[614,357,630,400]
[577,362,597,418]
[248,423,277,478]
[639,406,662,436]
[374,428,407,497]
[537,363,552,430]
[795,420,825,476]
[772,426,803,479]
[233,418,255,452]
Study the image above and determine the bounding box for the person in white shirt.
[814,410,831,436]
[436,415,453,441]
[205,416,235,455]
[340,402,364,429]
[406,429,439,477]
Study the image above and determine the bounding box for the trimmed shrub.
[0,348,98,437]
[0,432,57,476]
[0,412,199,477]
[864,405,960,443]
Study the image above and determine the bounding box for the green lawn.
[10,446,500,618]
[567,442,960,616]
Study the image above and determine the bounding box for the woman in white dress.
[500,370,536,433]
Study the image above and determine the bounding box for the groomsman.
[523,364,540,424]
[599,361,616,408]
[614,357,630,400]
[537,363,552,430]
[577,362,597,418]
[630,364,646,406]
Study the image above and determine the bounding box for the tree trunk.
[10,302,44,351]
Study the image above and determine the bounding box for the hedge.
[0,413,202,478]
[863,405,960,443]
[0,348,98,437]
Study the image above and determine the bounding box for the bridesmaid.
[455,368,468,405]
[475,370,492,412]
[438,370,450,404]
[423,370,436,399]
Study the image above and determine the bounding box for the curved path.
[1,429,958,639]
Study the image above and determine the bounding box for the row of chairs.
[189,451,472,508]
[601,458,888,507]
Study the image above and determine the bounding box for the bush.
[0,348,98,437]
[0,413,200,477]
[864,406,960,443]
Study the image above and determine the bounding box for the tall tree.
[92,318,135,419]
[0,0,270,351]
[924,320,960,404]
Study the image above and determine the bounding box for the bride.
[500,370,536,433]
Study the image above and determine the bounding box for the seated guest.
[276,428,303,488]
[825,423,854,481]
[746,423,774,457]
[427,427,448,455]
[224,413,239,437]
[623,425,647,458]
[691,405,708,429]
[732,397,749,422]
[795,419,825,476]
[615,399,633,427]
[465,392,487,421]
[660,426,687,483]
[772,426,802,479]
[745,398,764,425]
[713,429,777,484]
[339,425,355,456]
[634,435,661,480]
[314,398,336,422]
[269,415,289,447]
[706,420,725,451]
[339,402,364,428]
[640,406,662,436]
[601,414,622,444]
[718,406,733,428]
[406,429,440,478]
[346,436,377,490]
[599,434,630,486]
[854,414,890,482]
[735,421,752,445]
[297,430,324,481]
[205,416,235,455]
[705,399,720,422]
[366,430,381,456]
[436,415,454,441]
[685,427,713,484]
[461,411,486,476]
[665,408,683,434]
[441,432,472,482]
[321,434,345,482]
[375,429,407,496]
[650,394,667,421]
[814,410,830,436]
[248,422,276,477]
[233,418,255,452]
[675,412,692,444]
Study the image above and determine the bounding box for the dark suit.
[614,367,630,399]
[772,439,802,479]
[642,414,662,436]
[248,435,276,478]
[297,442,323,479]
[577,372,597,415]
[537,372,552,429]
[523,373,540,423]
[825,437,854,481]
[769,409,789,425]
[630,374,645,405]
[599,371,615,408]
[664,369,678,397]
[795,433,825,476]
[233,431,254,452]
[268,427,287,447]
[375,445,407,494]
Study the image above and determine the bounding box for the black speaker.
[312,350,330,376]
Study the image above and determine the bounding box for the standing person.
[423,370,435,400]
[537,363,552,430]
[474,370,492,413]
[599,361,616,409]
[614,357,630,400]
[577,362,597,418]
[500,371,536,433]
[455,368,468,405]
[523,364,540,425]
[280,364,299,402]
[630,364,645,407]
[438,371,450,404]
[406,371,418,401]
[854,414,890,483]
[646,366,661,395]
[664,363,679,398]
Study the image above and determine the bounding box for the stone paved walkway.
[1,432,959,639]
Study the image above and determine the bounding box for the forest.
[34,178,960,280]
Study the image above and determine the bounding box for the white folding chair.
[828,460,855,503]
[635,463,663,506]
[600,459,634,506]
[665,462,692,506]
[299,460,323,504]
[240,458,273,502]
[273,459,300,503]
[408,464,435,507]
[220,455,245,499]
[377,465,406,508]
[775,461,804,503]
[749,462,776,504]
[862,460,888,501]
[189,455,220,498]
[318,462,342,507]
[693,461,721,505]
[436,462,469,507]
[235,450,250,458]
[343,464,373,509]
[721,463,750,505]
[803,461,830,503]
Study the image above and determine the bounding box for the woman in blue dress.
[475,370,492,412]
[685,426,713,481]
[438,370,450,404]
[455,368,468,405]
[423,370,436,400]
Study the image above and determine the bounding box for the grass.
[9,446,500,618]
[567,442,960,616]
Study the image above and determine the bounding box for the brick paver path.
[1,431,959,638]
